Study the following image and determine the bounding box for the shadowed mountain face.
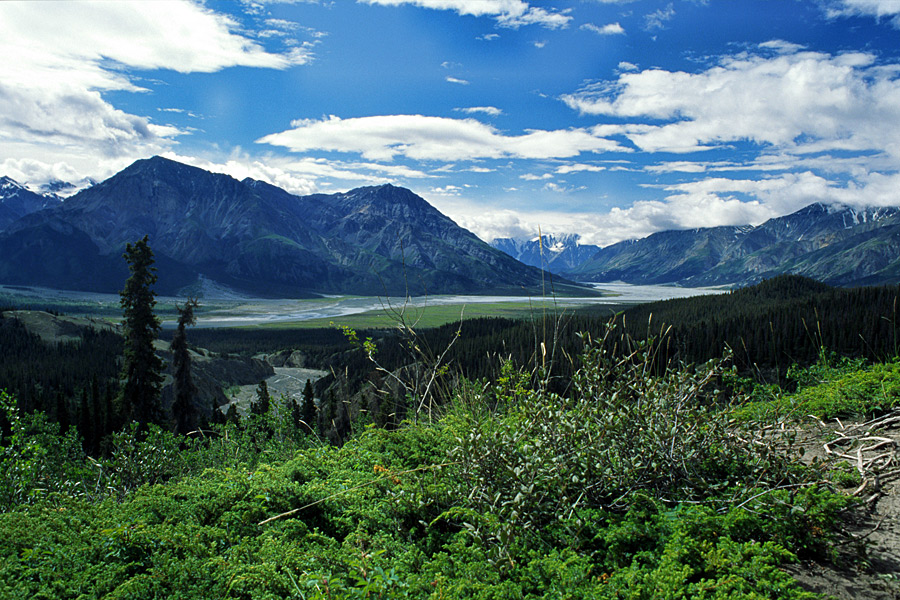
[0,156,554,297]
[565,203,900,287]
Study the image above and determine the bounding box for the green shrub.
[739,359,900,420]
[0,332,860,599]
[440,327,814,561]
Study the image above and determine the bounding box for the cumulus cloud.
[568,170,900,247]
[435,165,900,248]
[581,22,626,35]
[358,0,571,29]
[0,1,306,165]
[159,151,435,196]
[257,114,627,161]
[1,157,97,193]
[432,201,600,243]
[562,43,900,159]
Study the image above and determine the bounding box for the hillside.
[567,203,900,287]
[0,309,272,440]
[3,308,899,598]
[0,157,562,297]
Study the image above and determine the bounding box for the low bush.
[0,329,859,599]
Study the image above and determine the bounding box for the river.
[186,283,728,328]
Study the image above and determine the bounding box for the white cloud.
[358,0,571,28]
[617,61,638,72]
[581,22,625,35]
[827,0,900,26]
[430,200,600,243]
[429,184,465,196]
[434,166,900,248]
[159,150,436,196]
[562,44,900,159]
[0,1,308,172]
[1,157,97,193]
[478,33,500,41]
[555,163,607,174]
[544,182,586,193]
[569,170,900,247]
[644,3,675,30]
[454,106,503,116]
[446,76,470,85]
[257,114,628,161]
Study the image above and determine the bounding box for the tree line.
[4,237,900,451]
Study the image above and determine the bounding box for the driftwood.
[819,409,900,498]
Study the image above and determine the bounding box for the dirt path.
[784,414,900,599]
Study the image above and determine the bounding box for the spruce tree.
[77,388,94,453]
[54,389,70,433]
[300,379,316,434]
[252,380,271,416]
[171,298,199,435]
[118,236,164,428]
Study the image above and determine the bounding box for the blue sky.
[4,0,900,246]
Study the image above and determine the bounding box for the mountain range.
[490,234,602,275]
[5,156,900,296]
[0,176,61,231]
[0,157,561,297]
[561,203,900,287]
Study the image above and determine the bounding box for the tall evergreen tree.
[171,298,200,435]
[54,389,70,433]
[118,236,164,428]
[77,387,94,453]
[252,380,271,416]
[300,379,316,433]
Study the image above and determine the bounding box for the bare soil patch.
[785,412,900,599]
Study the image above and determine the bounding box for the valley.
[5,2,900,597]
[0,282,727,329]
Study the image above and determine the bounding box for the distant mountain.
[566,203,900,287]
[0,176,61,230]
[0,156,564,297]
[491,234,602,275]
[38,178,96,198]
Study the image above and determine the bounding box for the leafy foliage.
[6,275,893,598]
[0,325,859,599]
